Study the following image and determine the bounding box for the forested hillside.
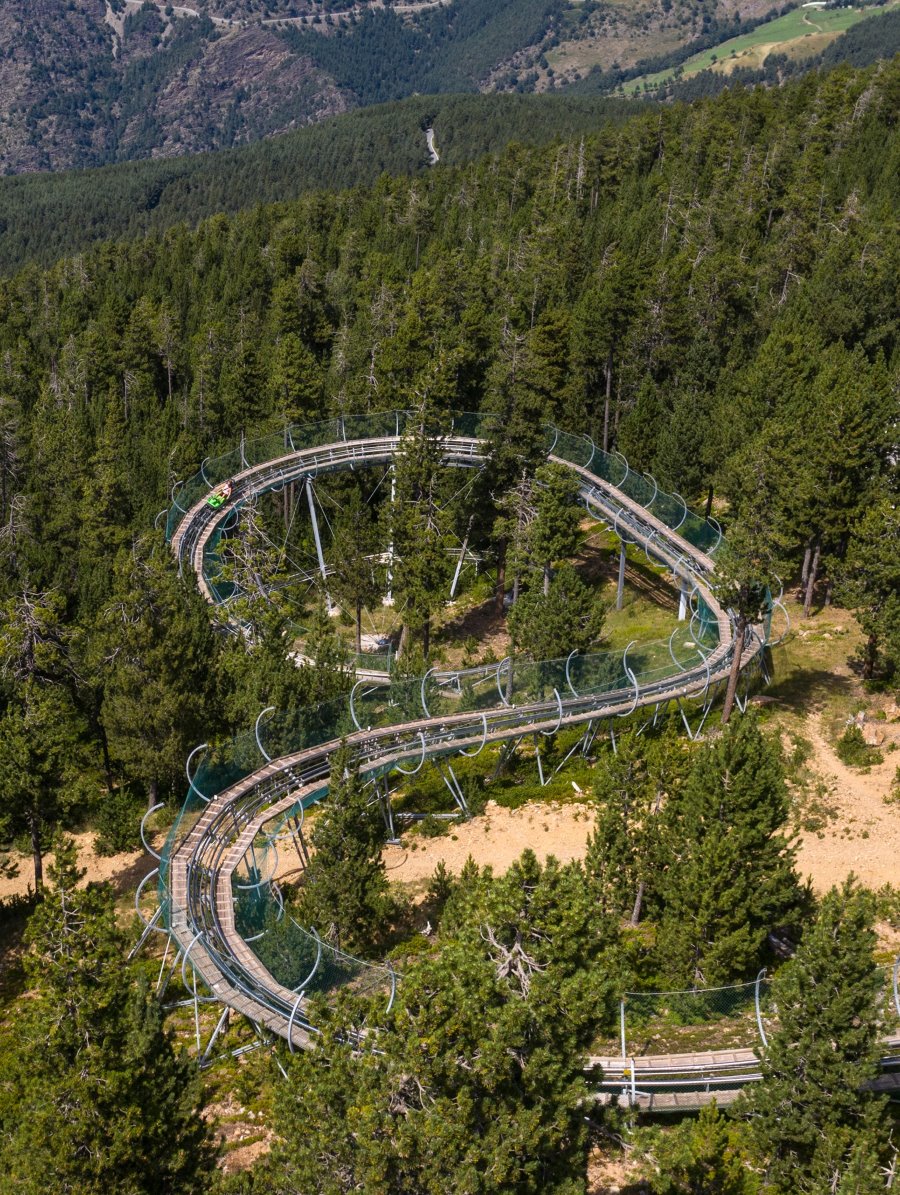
[0,0,651,172]
[0,59,896,821]
[654,7,900,102]
[0,58,898,1194]
[6,0,892,177]
[0,93,636,275]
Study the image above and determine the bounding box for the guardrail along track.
[150,415,792,1093]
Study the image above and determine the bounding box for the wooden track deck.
[158,429,823,1096]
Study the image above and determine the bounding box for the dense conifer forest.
[0,59,897,1192]
[0,93,635,275]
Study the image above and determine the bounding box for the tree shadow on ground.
[764,658,857,721]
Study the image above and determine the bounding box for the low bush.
[835,725,883,768]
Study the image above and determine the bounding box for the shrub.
[417,814,451,839]
[887,765,900,805]
[94,787,144,856]
[835,725,882,768]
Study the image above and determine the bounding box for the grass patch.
[624,2,900,92]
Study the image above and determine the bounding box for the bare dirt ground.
[204,1095,274,1174]
[766,602,900,894]
[382,799,595,890]
[0,830,149,901]
[587,1148,645,1195]
[794,716,900,891]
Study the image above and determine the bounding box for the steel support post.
[200,1007,231,1066]
[676,697,696,741]
[305,477,334,613]
[383,464,396,606]
[157,945,182,998]
[678,575,689,621]
[450,516,474,599]
[446,763,469,815]
[616,539,627,611]
[581,719,599,757]
[620,998,627,1059]
[534,735,546,787]
[379,779,399,844]
[437,761,469,815]
[754,969,769,1049]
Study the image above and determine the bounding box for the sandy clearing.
[795,716,900,892]
[382,799,595,888]
[0,831,150,901]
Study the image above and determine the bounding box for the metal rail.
[151,420,776,1079]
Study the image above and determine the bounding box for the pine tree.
[387,397,453,658]
[0,682,93,889]
[0,590,93,887]
[638,1104,760,1195]
[744,880,888,1193]
[712,478,784,724]
[657,714,802,986]
[77,387,132,612]
[0,838,216,1194]
[585,724,688,926]
[507,561,605,662]
[586,732,651,923]
[329,490,383,655]
[92,537,222,808]
[834,495,900,682]
[295,745,395,956]
[529,462,582,595]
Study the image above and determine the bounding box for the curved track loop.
[158,419,773,1067]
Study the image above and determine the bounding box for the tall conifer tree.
[0,839,216,1193]
[744,880,888,1193]
[657,714,802,986]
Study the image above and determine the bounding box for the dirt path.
[795,716,899,891]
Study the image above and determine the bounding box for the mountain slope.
[0,93,636,274]
[0,0,790,174]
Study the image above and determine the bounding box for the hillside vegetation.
[0,59,897,1194]
[1,0,877,175]
[0,0,627,171]
[0,93,635,275]
[624,0,900,92]
[659,4,900,98]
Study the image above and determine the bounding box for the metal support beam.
[200,1006,232,1066]
[534,735,546,787]
[305,477,334,613]
[678,575,689,621]
[449,516,474,599]
[437,761,470,816]
[676,697,696,741]
[383,464,396,606]
[378,778,399,844]
[582,719,600,758]
[616,539,627,611]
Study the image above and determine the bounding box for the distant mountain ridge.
[0,0,757,174]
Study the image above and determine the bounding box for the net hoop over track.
[151,411,770,1061]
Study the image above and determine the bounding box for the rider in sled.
[206,480,234,509]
